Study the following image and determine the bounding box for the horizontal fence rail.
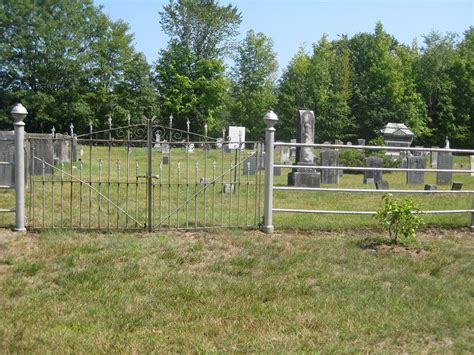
[262,115,474,232]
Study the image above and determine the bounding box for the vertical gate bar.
[246,161,250,226]
[88,122,93,229]
[51,127,55,227]
[257,143,263,226]
[253,143,259,226]
[29,142,35,229]
[60,161,64,227]
[212,161,216,226]
[146,118,153,232]
[236,134,242,226]
[185,120,190,228]
[229,161,233,226]
[168,116,173,227]
[135,160,139,228]
[98,160,102,229]
[176,162,181,228]
[107,117,112,229]
[42,159,45,227]
[220,128,225,226]
[69,125,74,227]
[116,160,121,229]
[203,124,208,227]
[79,160,83,228]
[125,117,130,228]
[159,161,163,228]
[194,161,198,228]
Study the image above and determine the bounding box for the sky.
[96,0,473,72]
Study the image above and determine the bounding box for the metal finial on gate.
[127,113,131,126]
[169,114,173,128]
[212,160,216,172]
[70,123,74,136]
[89,120,93,134]
[51,126,56,138]
[204,123,208,137]
[222,127,226,139]
[108,115,112,129]
[186,119,190,132]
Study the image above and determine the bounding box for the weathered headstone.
[451,182,463,191]
[53,133,70,163]
[320,149,339,184]
[162,156,169,165]
[437,152,453,185]
[363,156,383,184]
[406,156,426,185]
[28,133,54,175]
[346,141,352,146]
[0,131,15,186]
[357,138,366,146]
[470,155,474,177]
[376,180,389,190]
[289,139,296,158]
[185,143,195,153]
[431,147,439,168]
[161,141,170,154]
[288,110,321,187]
[335,139,343,146]
[413,147,423,157]
[222,183,234,194]
[424,184,437,191]
[273,166,281,177]
[280,146,291,165]
[242,154,257,175]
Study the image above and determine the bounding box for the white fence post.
[262,111,278,234]
[11,103,27,232]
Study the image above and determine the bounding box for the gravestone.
[185,143,195,153]
[346,141,352,146]
[0,131,15,186]
[406,156,426,185]
[162,156,169,165]
[437,152,453,185]
[413,147,423,157]
[28,133,54,175]
[451,182,463,191]
[470,155,474,177]
[273,166,281,177]
[357,138,366,146]
[222,183,234,194]
[320,149,339,184]
[376,180,389,190]
[335,139,343,146]
[363,156,383,184]
[242,154,257,175]
[161,141,170,154]
[424,184,437,191]
[289,139,296,158]
[280,146,291,165]
[431,147,439,168]
[288,110,321,187]
[54,133,70,163]
[216,138,224,149]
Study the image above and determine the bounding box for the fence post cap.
[263,111,278,127]
[11,103,28,123]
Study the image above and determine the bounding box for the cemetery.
[1,0,473,353]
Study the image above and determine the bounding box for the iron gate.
[27,117,264,231]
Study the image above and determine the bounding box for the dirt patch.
[374,243,430,257]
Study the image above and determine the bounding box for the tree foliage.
[0,0,156,132]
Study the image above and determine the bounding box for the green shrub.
[339,149,365,173]
[374,194,424,245]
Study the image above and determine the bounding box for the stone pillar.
[263,111,278,234]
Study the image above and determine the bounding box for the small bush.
[339,149,365,173]
[374,194,424,245]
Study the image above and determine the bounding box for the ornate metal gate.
[27,117,264,231]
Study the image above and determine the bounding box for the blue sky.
[96,0,473,71]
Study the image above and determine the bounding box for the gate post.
[11,103,28,232]
[146,116,154,233]
[262,111,278,234]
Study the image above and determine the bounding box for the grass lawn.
[1,228,473,352]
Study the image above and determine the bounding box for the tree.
[275,48,312,140]
[154,0,242,132]
[0,0,156,132]
[230,30,278,140]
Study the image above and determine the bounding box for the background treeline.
[1,0,472,147]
